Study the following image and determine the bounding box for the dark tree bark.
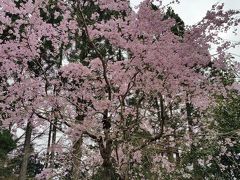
[50,118,57,168]
[45,123,52,168]
[19,121,32,180]
[72,136,83,180]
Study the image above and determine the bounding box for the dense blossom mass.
[0,0,240,179]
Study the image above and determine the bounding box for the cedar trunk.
[19,122,32,180]
[72,136,83,180]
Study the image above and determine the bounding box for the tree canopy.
[0,0,240,179]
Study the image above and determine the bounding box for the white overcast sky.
[130,0,240,59]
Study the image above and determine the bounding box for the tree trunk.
[186,99,200,179]
[99,135,116,180]
[72,135,83,180]
[50,118,57,168]
[167,136,174,163]
[45,123,52,168]
[102,164,113,180]
[19,121,32,180]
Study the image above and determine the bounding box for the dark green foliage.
[163,7,185,37]
[0,130,16,159]
[180,93,240,179]
[213,93,240,179]
[151,4,185,37]
[27,154,44,177]
[92,165,121,180]
[39,0,63,25]
[0,130,17,177]
[68,1,128,66]
[0,145,44,178]
[214,93,240,133]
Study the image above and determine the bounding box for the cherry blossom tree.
[0,0,240,179]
